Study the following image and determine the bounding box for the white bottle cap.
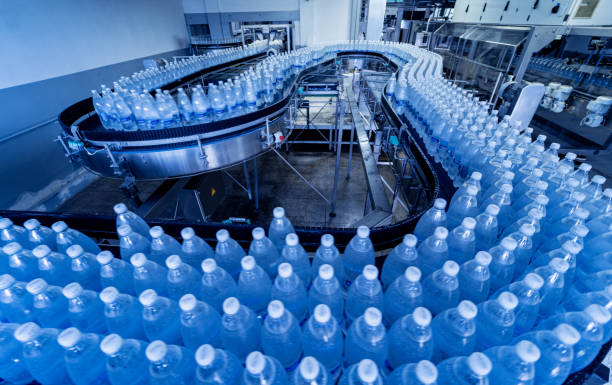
[549,258,569,274]
[268,300,284,319]
[317,264,333,279]
[553,323,580,346]
[223,297,240,315]
[501,184,513,194]
[32,245,51,259]
[579,163,592,172]
[575,208,589,220]
[535,180,548,191]
[364,307,382,327]
[57,327,82,348]
[202,258,217,273]
[146,340,168,362]
[442,261,459,276]
[567,178,580,188]
[130,253,147,267]
[572,224,589,238]
[461,217,476,230]
[52,221,68,233]
[314,304,331,323]
[501,237,518,251]
[99,287,119,304]
[413,307,432,327]
[363,265,378,280]
[565,152,577,160]
[357,359,379,383]
[216,229,229,242]
[0,274,15,290]
[562,241,583,255]
[471,172,482,181]
[572,191,586,202]
[117,224,132,237]
[415,360,437,384]
[2,242,21,256]
[113,203,128,215]
[585,304,611,324]
[63,282,83,299]
[405,266,421,282]
[503,171,515,180]
[528,208,544,220]
[434,227,448,239]
[165,255,182,269]
[357,226,370,238]
[24,219,40,230]
[535,195,549,206]
[475,251,492,266]
[196,344,216,367]
[466,185,478,196]
[433,199,447,209]
[96,251,114,265]
[241,256,256,271]
[66,245,84,258]
[246,351,266,374]
[26,278,48,295]
[149,226,165,239]
[286,233,299,246]
[498,291,519,311]
[515,340,541,363]
[273,207,286,218]
[139,289,158,307]
[100,334,123,355]
[467,352,492,376]
[485,204,500,216]
[14,322,41,343]
[524,273,544,290]
[179,294,197,312]
[603,188,612,198]
[181,227,195,240]
[321,234,334,247]
[519,224,536,237]
[550,142,560,150]
[252,227,265,240]
[403,234,417,247]
[458,300,478,319]
[299,356,320,381]
[533,169,544,178]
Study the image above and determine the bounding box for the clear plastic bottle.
[532,258,569,318]
[145,340,196,384]
[0,218,28,247]
[242,351,288,385]
[435,352,492,385]
[488,237,517,293]
[483,340,540,385]
[0,274,34,323]
[149,226,183,266]
[220,297,261,360]
[269,207,296,252]
[384,266,423,325]
[338,359,383,385]
[343,226,376,288]
[475,291,518,350]
[66,244,101,291]
[387,360,438,385]
[249,227,281,277]
[302,304,344,379]
[447,186,479,230]
[179,293,221,349]
[417,227,449,278]
[52,221,101,255]
[507,224,535,279]
[414,199,447,241]
[166,254,201,301]
[345,307,388,368]
[234,255,271,314]
[458,251,492,304]
[97,250,135,294]
[261,300,303,370]
[430,300,478,362]
[499,272,544,335]
[200,258,237,313]
[139,289,183,344]
[3,242,38,281]
[25,278,70,328]
[532,240,581,289]
[100,334,149,385]
[182,227,215,270]
[474,205,500,255]
[32,244,71,286]
[346,265,384,323]
[130,253,168,296]
[118,224,151,260]
[308,264,344,321]
[292,356,331,385]
[281,233,312,287]
[312,234,345,285]
[114,203,150,239]
[99,286,146,339]
[24,218,57,250]
[57,327,109,385]
[422,260,460,316]
[271,263,307,322]
[446,217,477,264]
[215,229,246,280]
[483,184,514,231]
[381,234,419,288]
[387,307,433,370]
[0,322,33,385]
[62,282,107,333]
[195,344,242,385]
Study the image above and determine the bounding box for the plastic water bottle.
[32,244,71,286]
[249,227,281,277]
[57,327,108,385]
[488,237,517,293]
[97,250,135,294]
[13,322,71,384]
[242,351,288,385]
[114,203,150,239]
[451,172,483,206]
[130,253,168,296]
[269,207,296,252]
[0,218,28,246]
[118,224,151,260]
[447,186,479,229]
[502,207,544,243]
[414,199,447,241]
[483,340,541,385]
[63,282,107,333]
[24,218,56,250]
[271,263,308,322]
[446,217,476,264]
[387,307,433,370]
[100,334,149,385]
[473,205,499,249]
[430,300,478,361]
[475,291,518,350]
[261,300,303,370]
[281,233,312,287]
[200,258,237,313]
[215,229,246,280]
[308,264,344,321]
[25,278,70,328]
[292,356,331,385]
[3,243,38,281]
[179,294,221,349]
[145,340,196,384]
[518,323,580,385]
[436,352,492,385]
[0,274,34,323]
[387,360,438,385]
[181,227,215,269]
[346,265,384,323]
[166,254,201,300]
[236,255,272,314]
[139,289,182,344]
[381,234,419,288]
[0,322,34,385]
[312,234,345,285]
[343,226,375,288]
[220,297,261,360]
[417,227,449,278]
[99,286,146,339]
[345,307,388,368]
[302,304,344,379]
[458,251,492,304]
[338,359,383,385]
[537,223,588,259]
[52,221,101,255]
[176,88,195,124]
[533,258,569,317]
[422,260,460,316]
[500,273,544,335]
[66,244,101,291]
[149,226,183,266]
[384,266,423,325]
[195,344,242,385]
